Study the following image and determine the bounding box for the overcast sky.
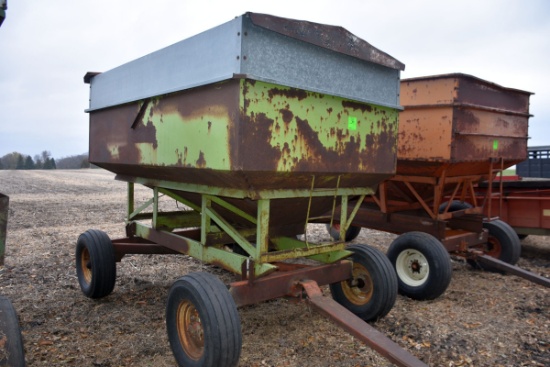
[1,0,548,159]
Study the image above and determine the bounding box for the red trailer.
[476,177,550,237]
[325,74,549,300]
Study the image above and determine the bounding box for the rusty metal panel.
[400,73,531,112]
[240,79,398,175]
[89,77,399,192]
[0,193,8,265]
[398,73,531,175]
[397,106,453,160]
[86,12,404,112]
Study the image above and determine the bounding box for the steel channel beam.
[475,254,550,288]
[343,205,448,239]
[112,237,181,261]
[441,229,487,253]
[132,222,277,276]
[300,280,428,367]
[229,261,352,307]
[117,174,373,200]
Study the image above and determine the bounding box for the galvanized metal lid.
[85,12,404,112]
[247,12,404,71]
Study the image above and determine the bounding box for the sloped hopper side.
[86,12,403,227]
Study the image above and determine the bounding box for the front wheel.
[75,229,116,299]
[330,244,397,321]
[0,296,25,367]
[387,232,452,300]
[469,220,521,271]
[166,272,242,367]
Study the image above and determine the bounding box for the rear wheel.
[75,229,116,298]
[387,232,452,300]
[0,296,25,367]
[469,220,521,271]
[330,244,397,321]
[326,224,362,242]
[166,272,242,367]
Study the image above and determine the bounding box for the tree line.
[0,151,92,170]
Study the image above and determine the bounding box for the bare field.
[0,169,548,366]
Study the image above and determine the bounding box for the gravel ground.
[0,169,548,366]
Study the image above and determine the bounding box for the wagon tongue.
[470,253,550,288]
[301,280,428,367]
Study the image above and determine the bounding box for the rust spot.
[176,148,184,165]
[89,103,159,165]
[342,100,373,113]
[279,109,294,124]
[268,87,308,101]
[239,111,281,171]
[274,121,281,134]
[294,116,360,171]
[196,151,207,168]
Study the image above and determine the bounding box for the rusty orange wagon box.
[397,73,531,177]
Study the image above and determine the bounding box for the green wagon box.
[79,12,425,367]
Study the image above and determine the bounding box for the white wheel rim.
[395,249,429,287]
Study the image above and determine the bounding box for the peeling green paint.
[137,102,233,169]
[242,80,398,172]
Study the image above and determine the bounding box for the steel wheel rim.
[176,300,204,360]
[342,262,374,305]
[484,237,502,258]
[396,249,429,286]
[80,247,92,284]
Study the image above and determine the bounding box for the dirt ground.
[0,169,548,367]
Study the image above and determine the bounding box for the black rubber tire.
[329,244,397,321]
[387,232,452,300]
[0,296,25,367]
[75,229,116,299]
[438,200,473,213]
[469,220,521,271]
[326,224,362,242]
[166,272,242,367]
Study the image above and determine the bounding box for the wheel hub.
[80,248,92,284]
[177,301,204,360]
[343,263,374,305]
[396,249,429,286]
